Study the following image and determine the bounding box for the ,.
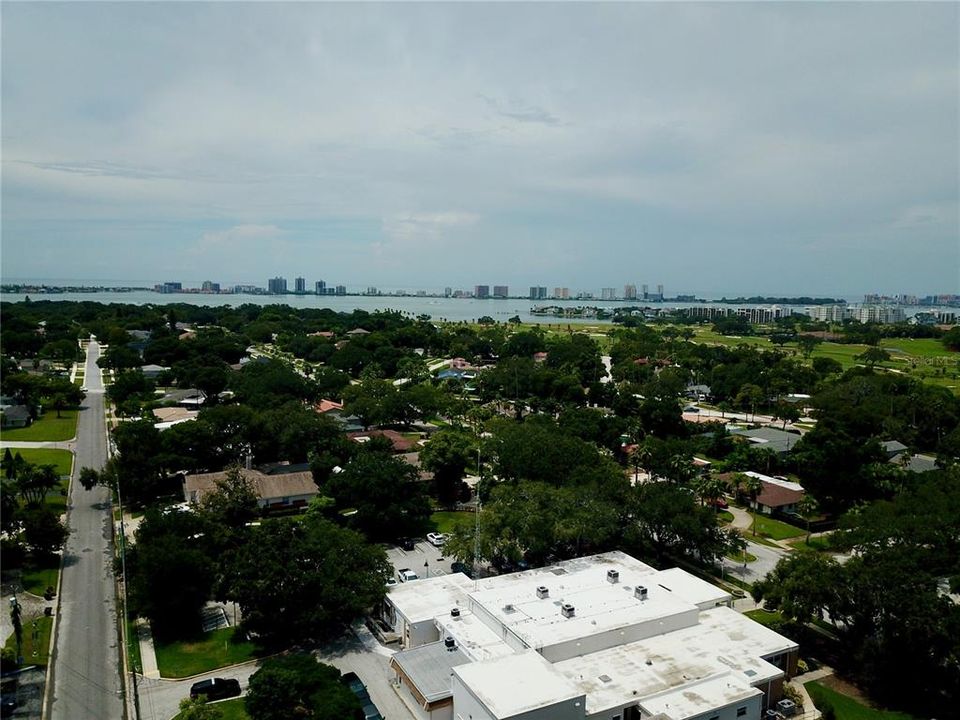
[188,677,241,702]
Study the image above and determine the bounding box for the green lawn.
[2,615,53,667]
[787,534,834,553]
[20,557,60,597]
[10,448,74,477]
[429,511,474,534]
[173,697,250,720]
[744,608,784,628]
[127,620,143,674]
[693,328,773,349]
[717,510,734,524]
[0,409,79,441]
[748,513,806,540]
[154,627,263,679]
[805,681,921,720]
[726,549,757,563]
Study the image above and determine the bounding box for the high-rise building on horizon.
[335,284,347,295]
[493,285,509,298]
[294,277,306,293]
[642,283,649,300]
[624,284,637,300]
[444,287,453,298]
[201,280,220,293]
[529,286,548,300]
[601,287,616,300]
[475,285,490,299]
[553,287,570,300]
[267,276,287,294]
[315,280,327,295]
[657,283,664,300]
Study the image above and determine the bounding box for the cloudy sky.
[2,2,957,297]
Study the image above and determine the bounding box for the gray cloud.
[1,2,956,295]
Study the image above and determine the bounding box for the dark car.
[189,677,241,702]
[340,672,371,704]
[0,694,16,719]
[401,538,415,551]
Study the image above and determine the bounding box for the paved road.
[720,539,788,585]
[48,340,124,720]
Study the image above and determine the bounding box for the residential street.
[48,341,124,720]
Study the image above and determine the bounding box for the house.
[728,427,801,454]
[743,471,805,515]
[889,452,938,474]
[307,331,335,338]
[399,452,434,482]
[152,406,199,430]
[881,440,908,460]
[182,467,318,511]
[0,405,32,429]
[346,327,371,336]
[347,429,415,453]
[684,383,712,400]
[533,352,548,363]
[315,399,344,414]
[140,364,170,379]
[383,552,798,720]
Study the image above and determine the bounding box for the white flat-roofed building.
[383,552,798,720]
[452,650,586,720]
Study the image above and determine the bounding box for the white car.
[398,568,419,582]
[426,532,447,547]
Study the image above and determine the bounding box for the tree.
[797,335,822,359]
[734,383,764,422]
[21,505,69,557]
[78,467,101,491]
[795,494,819,544]
[176,698,223,720]
[222,516,389,645]
[245,655,362,720]
[323,451,430,542]
[16,463,60,506]
[772,401,801,429]
[200,466,260,529]
[754,553,842,622]
[420,430,475,506]
[126,509,215,637]
[856,346,891,368]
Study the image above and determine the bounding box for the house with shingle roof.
[183,467,318,511]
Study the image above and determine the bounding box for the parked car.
[400,537,416,551]
[341,672,384,720]
[397,568,419,582]
[189,677,241,702]
[426,532,447,546]
[711,498,729,509]
[386,577,398,587]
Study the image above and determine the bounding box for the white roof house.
[384,552,799,720]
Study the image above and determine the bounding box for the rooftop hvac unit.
[776,699,796,717]
[444,636,456,650]
[561,603,576,618]
[450,608,461,618]
[607,569,620,584]
[536,586,550,599]
[635,585,648,601]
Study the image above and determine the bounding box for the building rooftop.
[453,650,584,719]
[183,468,317,503]
[434,610,514,662]
[639,673,763,720]
[388,573,475,624]
[730,427,801,454]
[390,640,472,704]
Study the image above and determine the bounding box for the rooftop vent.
[503,603,515,613]
[561,603,576,618]
[536,585,550,599]
[444,637,456,650]
[450,608,461,618]
[606,569,620,584]
[635,585,648,601]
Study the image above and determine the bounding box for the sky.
[2,1,958,297]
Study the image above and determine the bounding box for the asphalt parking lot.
[385,538,459,582]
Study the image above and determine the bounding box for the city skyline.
[2,3,957,295]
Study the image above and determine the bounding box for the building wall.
[686,694,763,720]
[452,675,586,720]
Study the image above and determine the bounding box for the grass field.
[154,627,263,679]
[3,615,53,667]
[429,511,473,534]
[744,608,784,628]
[127,620,143,675]
[0,409,79,442]
[173,697,250,720]
[20,557,60,597]
[9,448,74,477]
[726,549,757,563]
[748,513,806,540]
[805,681,920,720]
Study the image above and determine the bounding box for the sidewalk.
[136,618,161,679]
[790,666,833,720]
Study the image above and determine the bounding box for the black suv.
[189,677,241,702]
[340,672,384,720]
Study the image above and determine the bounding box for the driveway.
[386,539,458,581]
[720,539,788,585]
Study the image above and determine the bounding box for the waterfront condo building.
[267,276,287,294]
[475,285,490,299]
[493,285,509,298]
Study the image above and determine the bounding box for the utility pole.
[115,474,140,720]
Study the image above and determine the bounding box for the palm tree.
[796,494,819,545]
